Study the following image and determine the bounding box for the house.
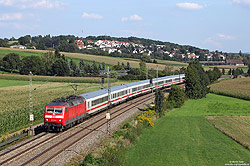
[75,40,84,49]
[10,45,26,49]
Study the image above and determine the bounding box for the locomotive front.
[44,100,67,131]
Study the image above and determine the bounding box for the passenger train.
[44,74,185,131]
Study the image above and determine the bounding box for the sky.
[0,0,250,53]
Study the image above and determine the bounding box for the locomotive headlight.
[46,119,48,121]
[59,119,61,122]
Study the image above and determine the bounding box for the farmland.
[0,47,186,70]
[0,79,43,88]
[206,116,250,150]
[0,74,117,83]
[0,79,132,135]
[126,94,250,166]
[209,77,250,100]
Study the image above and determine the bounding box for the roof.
[48,95,84,107]
[226,59,243,64]
[79,74,184,100]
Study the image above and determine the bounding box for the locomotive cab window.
[46,107,54,113]
[55,107,63,113]
[46,107,63,113]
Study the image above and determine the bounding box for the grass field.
[0,47,186,70]
[209,77,250,100]
[0,74,117,83]
[126,94,250,166]
[206,116,250,150]
[0,48,44,58]
[0,79,43,88]
[0,79,132,135]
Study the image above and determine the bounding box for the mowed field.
[209,77,250,100]
[0,78,131,135]
[206,116,250,150]
[126,94,250,166]
[0,47,187,70]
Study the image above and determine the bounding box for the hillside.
[2,35,246,64]
[0,47,187,71]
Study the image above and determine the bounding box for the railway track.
[0,91,154,166]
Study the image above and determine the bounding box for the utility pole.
[29,71,34,135]
[106,67,111,134]
[146,66,148,80]
[156,65,158,89]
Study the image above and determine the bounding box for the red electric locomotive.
[44,95,87,131]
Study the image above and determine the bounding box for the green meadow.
[126,94,250,166]
[0,79,43,88]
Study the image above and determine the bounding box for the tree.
[186,61,209,98]
[69,58,77,76]
[79,59,85,70]
[213,67,222,79]
[20,56,46,75]
[139,61,146,78]
[18,35,31,45]
[185,64,203,99]
[165,85,185,109]
[2,53,20,73]
[228,68,232,75]
[222,68,225,75]
[92,61,99,76]
[42,50,56,75]
[51,59,70,76]
[248,64,250,76]
[54,48,61,58]
[0,38,8,47]
[102,62,106,70]
[155,89,164,117]
[126,62,131,70]
[233,68,241,78]
[112,64,124,70]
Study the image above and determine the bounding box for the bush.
[165,85,185,110]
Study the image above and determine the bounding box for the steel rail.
[0,133,47,157]
[20,94,152,166]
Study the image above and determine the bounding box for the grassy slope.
[126,94,250,166]
[0,48,44,58]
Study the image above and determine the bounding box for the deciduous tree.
[155,89,164,117]
[2,53,20,73]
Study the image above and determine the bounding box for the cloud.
[230,0,250,10]
[216,34,235,40]
[231,0,250,4]
[21,0,66,9]
[121,14,143,22]
[0,0,67,9]
[0,13,23,21]
[205,37,222,48]
[0,0,15,6]
[205,34,236,48]
[82,12,103,19]
[176,2,204,10]
[0,22,39,30]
